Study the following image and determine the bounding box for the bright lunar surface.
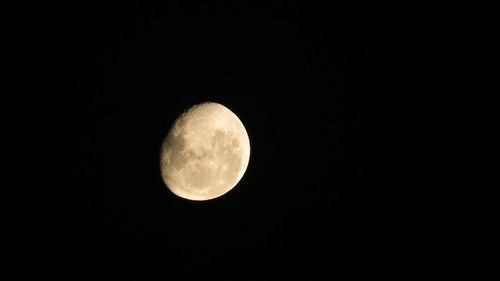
[160,102,251,201]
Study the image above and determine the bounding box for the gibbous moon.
[160,102,250,201]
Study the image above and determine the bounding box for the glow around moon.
[160,102,251,201]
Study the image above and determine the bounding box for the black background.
[7,1,494,278]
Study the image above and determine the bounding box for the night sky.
[9,1,491,278]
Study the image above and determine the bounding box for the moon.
[160,102,251,201]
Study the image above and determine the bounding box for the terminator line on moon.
[160,102,251,201]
